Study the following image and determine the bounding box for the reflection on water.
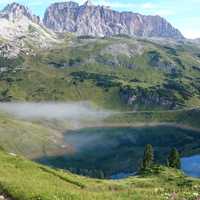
[181,155,200,178]
[35,126,200,179]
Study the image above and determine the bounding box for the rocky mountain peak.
[0,2,58,55]
[83,0,94,7]
[1,2,40,24]
[48,1,79,10]
[3,2,27,12]
[43,1,184,39]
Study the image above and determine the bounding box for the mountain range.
[0,1,200,111]
[0,2,200,200]
[0,1,184,41]
[43,1,183,39]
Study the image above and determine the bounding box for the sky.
[0,0,199,39]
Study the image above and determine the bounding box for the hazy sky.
[0,0,199,39]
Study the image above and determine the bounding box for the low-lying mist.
[0,102,111,121]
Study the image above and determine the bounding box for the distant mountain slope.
[43,1,184,39]
[0,35,200,110]
[0,2,199,110]
[0,3,59,58]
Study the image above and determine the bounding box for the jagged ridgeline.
[0,1,199,110]
[43,0,183,38]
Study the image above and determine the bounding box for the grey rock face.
[1,2,40,24]
[43,1,184,39]
[0,3,60,58]
[119,87,182,109]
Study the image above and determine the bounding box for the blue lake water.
[36,126,200,179]
[181,155,200,178]
[111,156,200,179]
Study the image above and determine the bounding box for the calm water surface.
[36,126,200,179]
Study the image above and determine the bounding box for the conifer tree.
[168,148,181,169]
[141,144,154,170]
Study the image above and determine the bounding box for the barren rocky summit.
[43,1,183,39]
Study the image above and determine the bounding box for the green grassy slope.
[0,113,64,158]
[0,150,200,200]
[0,36,200,110]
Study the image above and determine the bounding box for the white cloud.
[182,30,200,39]
[155,10,175,17]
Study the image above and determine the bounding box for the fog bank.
[0,102,111,121]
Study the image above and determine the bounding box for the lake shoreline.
[65,122,200,133]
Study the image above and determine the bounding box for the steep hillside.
[0,35,200,110]
[0,3,199,111]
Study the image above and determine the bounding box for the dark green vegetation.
[140,144,154,171]
[0,56,24,70]
[0,36,200,110]
[36,126,200,178]
[168,148,181,169]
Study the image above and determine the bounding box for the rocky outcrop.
[43,1,184,39]
[119,86,186,109]
[0,3,59,57]
[1,2,40,24]
[0,2,45,41]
